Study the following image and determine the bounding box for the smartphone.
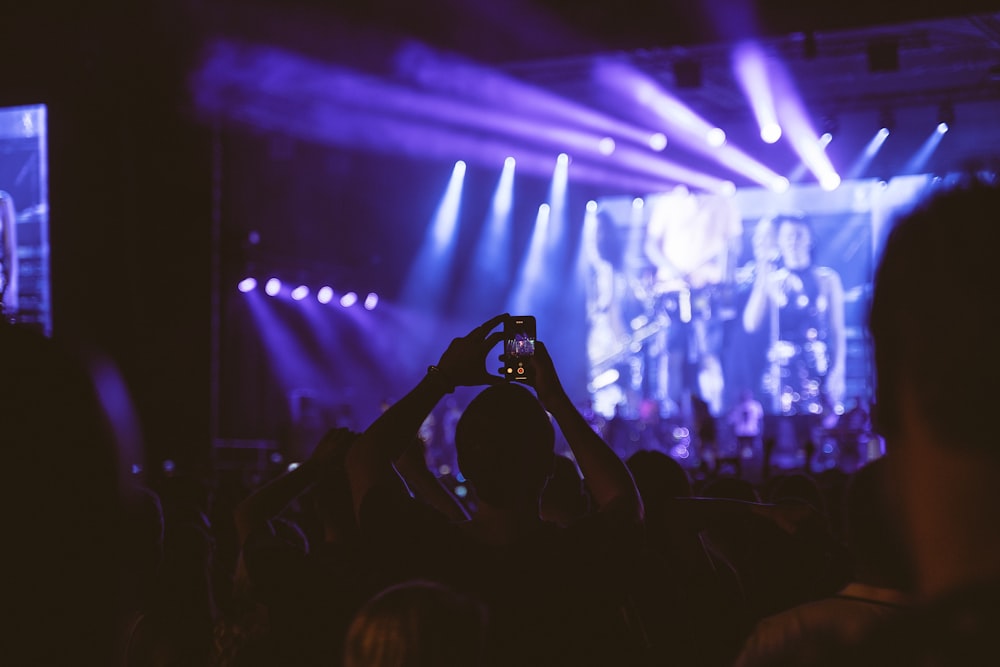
[503,315,536,381]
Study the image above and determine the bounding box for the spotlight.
[340,291,358,307]
[720,181,737,196]
[586,200,598,213]
[820,172,842,191]
[557,153,569,166]
[761,122,782,144]
[707,127,727,147]
[454,160,467,175]
[291,285,309,301]
[598,137,616,155]
[632,197,644,209]
[364,292,379,310]
[238,277,257,293]
[317,286,334,304]
[649,132,667,151]
[771,176,790,193]
[264,278,281,296]
[504,156,516,168]
[819,132,833,147]
[878,127,891,139]
[937,122,949,134]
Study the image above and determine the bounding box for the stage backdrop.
[585,175,936,422]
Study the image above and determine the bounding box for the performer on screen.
[643,185,743,416]
[0,191,18,318]
[742,213,846,421]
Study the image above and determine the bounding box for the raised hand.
[436,313,507,389]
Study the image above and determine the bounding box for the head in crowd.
[1,321,123,663]
[455,383,555,511]
[344,579,487,667]
[869,180,1000,451]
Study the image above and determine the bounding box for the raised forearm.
[234,459,321,545]
[544,390,641,518]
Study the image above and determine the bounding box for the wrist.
[425,365,456,394]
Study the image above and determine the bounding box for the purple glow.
[904,126,949,173]
[195,39,726,195]
[340,291,358,307]
[761,122,782,143]
[845,127,891,179]
[364,292,379,310]
[733,42,782,146]
[291,285,309,301]
[595,62,788,189]
[394,41,664,147]
[264,278,281,296]
[317,286,334,304]
[768,56,841,190]
[238,277,257,293]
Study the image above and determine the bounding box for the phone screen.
[504,315,536,380]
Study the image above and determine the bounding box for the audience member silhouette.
[803,178,1000,664]
[343,579,488,667]
[345,313,646,667]
[734,457,911,666]
[1,321,125,665]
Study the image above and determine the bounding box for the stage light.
[586,200,598,213]
[878,127,890,139]
[598,137,616,155]
[649,132,667,151]
[291,285,309,301]
[937,122,949,134]
[504,156,515,168]
[454,159,467,174]
[761,122,782,144]
[707,127,727,147]
[771,176,790,193]
[238,277,257,293]
[364,292,379,310]
[721,181,737,196]
[264,278,281,296]
[557,152,569,166]
[632,197,644,209]
[820,132,833,146]
[317,286,333,304]
[340,292,358,307]
[820,172,842,191]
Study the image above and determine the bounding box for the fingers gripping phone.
[503,315,536,382]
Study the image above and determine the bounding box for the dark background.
[3,0,997,468]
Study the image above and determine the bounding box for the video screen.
[583,177,929,423]
[0,104,50,334]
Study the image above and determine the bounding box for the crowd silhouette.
[4,179,999,666]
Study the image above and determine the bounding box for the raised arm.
[393,436,470,521]
[233,428,356,547]
[529,341,642,522]
[346,314,506,518]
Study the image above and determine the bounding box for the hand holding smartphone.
[503,315,536,382]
